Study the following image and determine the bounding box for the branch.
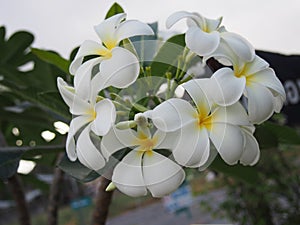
[0,144,65,157]
[0,131,31,225]
[92,175,114,225]
[206,57,225,72]
[47,153,65,225]
[0,144,65,152]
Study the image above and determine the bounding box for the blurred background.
[1,1,300,225]
[1,0,300,57]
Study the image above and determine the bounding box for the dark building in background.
[257,51,300,125]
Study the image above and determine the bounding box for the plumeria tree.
[1,3,299,225]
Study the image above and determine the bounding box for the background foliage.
[1,3,300,225]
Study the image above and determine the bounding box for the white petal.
[242,124,256,134]
[186,27,220,56]
[172,122,210,167]
[221,32,255,62]
[198,147,218,171]
[94,13,127,47]
[74,58,101,101]
[240,128,260,166]
[143,151,185,197]
[116,20,154,42]
[57,77,75,108]
[203,39,238,67]
[66,115,90,161]
[93,47,139,89]
[91,99,116,136]
[154,129,179,150]
[112,151,147,197]
[57,77,91,115]
[249,68,286,99]
[246,83,275,124]
[210,67,245,106]
[101,127,138,159]
[273,94,285,113]
[211,102,249,126]
[136,125,151,139]
[69,40,106,75]
[166,11,201,29]
[76,125,106,170]
[151,98,197,132]
[244,55,269,75]
[209,123,244,165]
[182,78,212,111]
[206,17,222,32]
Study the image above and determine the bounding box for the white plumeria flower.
[204,41,286,124]
[166,11,254,61]
[70,13,154,89]
[147,79,254,167]
[101,114,185,197]
[57,77,116,170]
[240,125,260,166]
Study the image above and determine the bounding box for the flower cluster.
[58,11,286,197]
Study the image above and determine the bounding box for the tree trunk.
[92,176,114,225]
[0,131,31,225]
[7,175,32,225]
[47,153,65,225]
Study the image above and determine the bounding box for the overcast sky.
[1,0,300,58]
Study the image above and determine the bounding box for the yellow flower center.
[133,132,158,157]
[234,65,247,78]
[98,48,112,59]
[96,39,119,59]
[104,39,118,50]
[195,104,213,130]
[87,108,97,121]
[202,25,210,33]
[234,64,253,86]
[197,113,213,130]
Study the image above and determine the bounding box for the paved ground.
[107,189,234,225]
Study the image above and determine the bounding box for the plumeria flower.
[70,13,154,89]
[101,114,185,197]
[166,11,254,61]
[57,77,116,170]
[240,125,260,166]
[203,41,286,124]
[146,79,255,167]
[197,124,260,172]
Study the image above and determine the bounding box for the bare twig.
[92,175,114,225]
[206,57,225,72]
[47,153,65,225]
[0,131,31,225]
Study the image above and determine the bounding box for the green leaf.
[58,156,100,182]
[105,2,124,19]
[130,22,158,67]
[36,91,71,121]
[150,34,186,78]
[263,122,300,145]
[20,174,49,192]
[254,124,279,149]
[1,79,71,121]
[22,145,64,159]
[255,122,300,149]
[0,149,24,180]
[210,156,259,184]
[0,29,34,66]
[0,27,6,53]
[0,27,70,121]
[31,48,70,74]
